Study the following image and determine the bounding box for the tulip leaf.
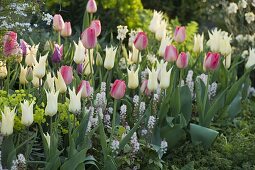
[228,91,242,119]
[2,135,15,168]
[195,78,206,121]
[103,156,117,170]
[169,86,181,116]
[180,85,192,122]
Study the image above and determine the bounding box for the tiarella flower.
[160,62,172,89]
[104,46,117,70]
[81,27,97,49]
[73,40,86,64]
[34,53,48,79]
[3,31,20,57]
[159,36,171,57]
[203,52,220,71]
[61,22,72,37]
[52,44,63,63]
[68,87,82,113]
[21,100,34,126]
[193,34,204,53]
[43,133,51,149]
[134,32,148,50]
[25,44,39,66]
[117,25,129,41]
[110,80,126,99]
[45,90,59,116]
[174,26,186,43]
[1,106,15,136]
[147,68,158,91]
[54,71,67,93]
[86,0,97,13]
[245,48,255,69]
[227,2,238,14]
[127,66,139,89]
[164,45,178,62]
[60,66,73,85]
[90,20,101,37]
[77,80,92,98]
[76,63,84,75]
[20,39,30,56]
[149,10,163,33]
[155,19,167,41]
[53,14,64,31]
[44,73,55,91]
[176,52,188,69]
[0,61,7,79]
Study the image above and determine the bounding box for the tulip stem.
[88,49,94,87]
[50,116,53,136]
[136,51,141,70]
[99,67,102,84]
[179,69,183,85]
[201,73,210,126]
[109,99,117,148]
[58,32,61,45]
[6,62,10,94]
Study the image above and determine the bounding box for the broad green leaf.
[103,156,117,170]
[2,135,15,168]
[180,85,192,122]
[228,91,242,118]
[169,86,181,116]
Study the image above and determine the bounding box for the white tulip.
[245,48,255,69]
[159,36,171,57]
[34,53,48,79]
[54,71,67,93]
[19,64,27,85]
[223,54,231,69]
[21,100,34,126]
[68,87,82,114]
[45,72,55,92]
[193,33,204,53]
[127,66,139,89]
[147,68,158,91]
[73,40,86,64]
[160,62,172,89]
[1,106,15,136]
[155,20,167,41]
[104,46,117,70]
[0,61,7,79]
[32,71,40,88]
[149,10,163,33]
[25,44,39,66]
[43,132,51,149]
[45,90,59,116]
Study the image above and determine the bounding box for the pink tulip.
[90,20,101,37]
[60,66,73,85]
[176,52,188,69]
[203,52,220,71]
[174,26,186,43]
[52,44,63,63]
[53,14,64,32]
[77,80,92,98]
[164,45,178,62]
[110,80,126,99]
[134,32,148,50]
[86,0,97,13]
[61,22,72,37]
[3,31,20,56]
[20,39,30,56]
[76,63,84,75]
[140,79,151,96]
[81,27,97,49]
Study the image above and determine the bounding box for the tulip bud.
[134,32,148,50]
[127,66,139,89]
[53,14,64,32]
[55,71,67,93]
[160,63,172,89]
[96,52,103,66]
[45,90,59,116]
[43,132,51,149]
[52,44,63,64]
[174,26,186,43]
[176,52,188,69]
[104,46,117,70]
[44,40,51,51]
[3,31,20,56]
[140,79,151,95]
[26,67,33,82]
[110,80,126,99]
[159,36,171,57]
[76,63,84,75]
[164,45,178,62]
[128,45,141,64]
[60,66,73,85]
[90,20,101,37]
[147,68,158,91]
[32,72,40,88]
[203,52,220,71]
[20,39,30,56]
[68,87,82,113]
[19,64,27,85]
[21,100,34,126]
[77,80,92,98]
[245,48,255,69]
[25,44,39,66]
[34,53,48,79]
[44,73,55,91]
[1,106,15,136]
[81,27,97,49]
[73,40,86,64]
[61,22,72,37]
[0,61,7,79]
[193,34,204,53]
[86,0,97,13]
[223,54,231,69]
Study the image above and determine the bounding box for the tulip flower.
[159,36,171,57]
[176,52,188,69]
[160,63,172,89]
[21,100,34,126]
[44,73,55,91]
[81,27,97,49]
[219,38,232,56]
[140,79,151,95]
[245,48,255,69]
[73,40,86,64]
[110,80,126,99]
[147,68,158,91]
[3,31,20,57]
[34,53,48,79]
[52,44,63,64]
[77,80,92,98]
[55,71,67,93]
[1,106,15,136]
[164,45,178,62]
[45,90,59,116]
[19,64,28,85]
[76,63,84,75]
[96,52,103,66]
[60,66,73,85]
[224,54,231,69]
[155,20,167,41]
[149,10,163,33]
[104,46,117,70]
[26,67,33,82]
[68,87,82,113]
[193,34,204,53]
[61,22,72,37]
[20,39,30,56]
[25,44,39,66]
[128,45,141,64]
[43,132,51,148]
[86,0,97,13]
[90,20,101,37]
[174,26,186,43]
[32,72,40,88]
[127,66,139,89]
[0,61,7,79]
[53,14,64,31]
[134,32,148,50]
[203,52,220,71]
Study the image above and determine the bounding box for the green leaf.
[228,91,242,118]
[195,78,206,121]
[181,161,195,170]
[103,156,117,170]
[166,117,175,127]
[160,125,186,148]
[180,85,192,122]
[2,135,15,168]
[169,86,181,116]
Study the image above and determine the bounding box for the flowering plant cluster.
[0,0,255,169]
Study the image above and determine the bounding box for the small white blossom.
[129,30,138,47]
[139,102,146,114]
[117,25,129,41]
[120,104,127,123]
[141,129,148,136]
[101,82,106,92]
[227,3,238,14]
[245,12,255,24]
[239,0,247,9]
[161,139,168,154]
[108,107,113,114]
[133,95,139,106]
[130,132,140,153]
[148,116,156,130]
[209,82,217,99]
[111,139,120,153]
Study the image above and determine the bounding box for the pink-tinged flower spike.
[176,52,188,69]
[90,20,101,37]
[140,79,151,96]
[61,22,72,37]
[134,32,148,50]
[110,80,126,100]
[76,63,84,75]
[77,80,92,98]
[3,31,20,56]
[20,39,30,56]
[81,27,97,49]
[164,45,178,62]
[86,0,97,13]
[174,26,186,43]
[53,14,64,32]
[60,66,73,85]
[52,44,63,63]
[203,52,220,71]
